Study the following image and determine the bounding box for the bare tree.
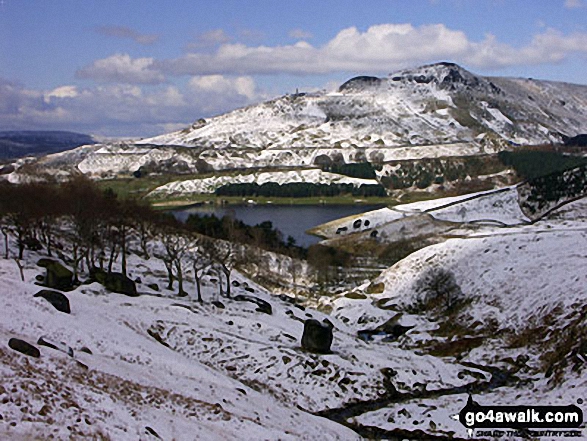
[190,244,211,303]
[203,238,239,299]
[153,225,194,296]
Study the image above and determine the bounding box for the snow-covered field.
[148,168,378,197]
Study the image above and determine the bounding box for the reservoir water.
[172,203,385,247]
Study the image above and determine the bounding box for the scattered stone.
[33,290,71,314]
[212,300,225,309]
[233,294,272,315]
[147,329,170,348]
[244,287,255,293]
[231,280,240,287]
[8,338,40,358]
[147,283,159,291]
[301,319,333,354]
[134,277,142,284]
[37,259,74,291]
[35,274,44,282]
[79,347,93,355]
[145,426,162,439]
[91,268,138,297]
[37,336,74,357]
[353,219,362,229]
[370,230,379,238]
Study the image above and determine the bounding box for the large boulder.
[91,268,138,297]
[301,319,333,354]
[8,338,40,358]
[34,289,71,314]
[37,259,73,291]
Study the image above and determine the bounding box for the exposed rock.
[33,289,71,314]
[147,283,159,291]
[358,316,415,342]
[301,319,333,354]
[8,338,40,358]
[37,336,74,357]
[90,267,138,297]
[233,294,272,315]
[339,76,382,92]
[212,300,225,309]
[37,259,74,291]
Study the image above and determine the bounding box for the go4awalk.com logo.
[455,396,584,438]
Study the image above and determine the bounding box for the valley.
[1,62,586,439]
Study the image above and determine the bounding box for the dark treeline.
[0,177,304,264]
[0,177,161,274]
[185,213,306,258]
[320,162,378,179]
[0,177,357,298]
[215,182,387,198]
[498,150,587,180]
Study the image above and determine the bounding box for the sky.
[1,0,586,138]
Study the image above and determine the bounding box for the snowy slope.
[321,197,587,437]
[142,62,587,150]
[1,194,586,439]
[147,168,378,197]
[6,63,587,184]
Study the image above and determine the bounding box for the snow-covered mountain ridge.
[141,62,587,150]
[5,63,587,187]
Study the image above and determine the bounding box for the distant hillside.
[0,131,97,160]
[6,63,587,191]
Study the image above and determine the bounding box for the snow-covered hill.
[5,63,587,186]
[141,62,587,151]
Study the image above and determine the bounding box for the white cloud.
[564,0,583,9]
[187,75,261,114]
[95,25,159,45]
[45,85,79,101]
[0,75,264,137]
[76,54,165,84]
[289,28,313,40]
[157,23,587,76]
[189,75,256,99]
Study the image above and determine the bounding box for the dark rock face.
[339,76,382,92]
[233,294,272,315]
[34,289,71,314]
[301,319,333,354]
[8,338,40,358]
[37,259,73,291]
[91,268,138,297]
